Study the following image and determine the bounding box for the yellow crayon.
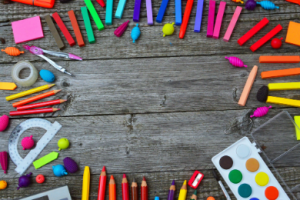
[82,166,90,200]
[6,84,55,101]
[267,96,300,107]
[178,180,187,200]
[268,82,300,91]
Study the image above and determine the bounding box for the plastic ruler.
[8,118,62,175]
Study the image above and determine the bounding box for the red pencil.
[122,174,129,200]
[179,0,194,39]
[10,108,60,116]
[98,166,107,200]
[141,177,148,200]
[16,99,67,111]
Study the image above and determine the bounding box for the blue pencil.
[156,0,170,23]
[175,0,182,25]
[194,0,204,32]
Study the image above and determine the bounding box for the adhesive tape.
[11,61,38,87]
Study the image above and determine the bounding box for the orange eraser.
[0,82,17,90]
[261,68,300,79]
[286,21,300,46]
[259,56,300,63]
[68,10,85,47]
[238,65,258,106]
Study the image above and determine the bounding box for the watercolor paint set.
[212,111,300,200]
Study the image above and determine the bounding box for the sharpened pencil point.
[193,190,197,195]
[123,174,126,178]
[143,176,146,181]
[110,175,114,179]
[102,166,106,171]
[171,180,175,185]
[183,180,187,185]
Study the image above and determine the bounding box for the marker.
[167,180,176,200]
[17,99,66,111]
[131,178,138,200]
[212,170,231,200]
[190,190,197,200]
[122,174,129,200]
[109,175,116,200]
[98,166,107,200]
[141,177,148,200]
[82,166,91,200]
[178,180,187,200]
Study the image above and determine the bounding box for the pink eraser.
[223,6,242,42]
[11,16,44,44]
[207,0,216,37]
[213,1,226,39]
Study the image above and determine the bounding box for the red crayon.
[179,0,194,39]
[96,0,105,7]
[10,108,60,116]
[122,174,129,200]
[17,99,66,111]
[98,166,107,200]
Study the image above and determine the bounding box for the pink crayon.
[114,20,130,37]
[225,56,247,67]
[250,106,272,118]
[0,151,8,174]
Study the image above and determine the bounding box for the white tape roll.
[11,61,38,87]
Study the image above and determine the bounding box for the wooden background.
[1,0,300,199]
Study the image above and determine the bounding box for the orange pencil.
[259,56,300,63]
[141,177,148,200]
[98,166,107,200]
[109,175,116,200]
[261,68,300,79]
[12,90,61,107]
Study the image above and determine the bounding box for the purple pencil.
[133,0,142,22]
[167,180,176,200]
[146,0,153,25]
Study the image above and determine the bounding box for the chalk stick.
[68,10,85,47]
[223,6,242,42]
[84,0,105,30]
[261,68,300,79]
[156,0,169,23]
[294,116,300,140]
[250,24,282,52]
[106,0,113,25]
[179,0,193,39]
[52,12,75,47]
[146,0,153,25]
[207,0,216,37]
[194,0,204,32]
[96,0,105,7]
[81,7,96,43]
[237,17,269,46]
[45,15,65,50]
[267,96,300,108]
[259,56,300,63]
[213,1,226,39]
[175,0,182,25]
[115,0,127,19]
[238,65,258,106]
[133,0,142,22]
[0,82,17,90]
[268,82,300,91]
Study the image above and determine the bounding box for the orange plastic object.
[265,186,279,200]
[286,21,300,46]
[11,0,55,8]
[286,0,300,6]
[259,56,300,63]
[1,47,24,56]
[0,82,17,90]
[232,0,243,3]
[68,10,85,47]
[261,68,300,79]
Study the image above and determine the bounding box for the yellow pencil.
[6,84,55,101]
[82,166,90,200]
[178,180,187,200]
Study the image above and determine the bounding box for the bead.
[114,20,130,37]
[225,56,247,67]
[1,47,24,56]
[271,37,283,49]
[250,106,272,118]
[131,24,141,43]
[257,1,279,10]
[245,0,257,10]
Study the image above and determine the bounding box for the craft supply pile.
[1,0,300,198]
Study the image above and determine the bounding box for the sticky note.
[33,152,59,169]
[294,116,300,140]
[11,16,44,44]
[0,82,17,90]
[286,21,300,46]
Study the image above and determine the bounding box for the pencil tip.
[193,190,197,195]
[102,166,106,171]
[110,175,114,179]
[123,174,126,178]
[183,180,187,185]
[143,176,146,181]
[171,180,175,185]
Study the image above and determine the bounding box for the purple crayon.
[146,0,153,25]
[225,56,247,67]
[250,106,272,118]
[114,20,130,37]
[167,180,176,200]
[0,151,8,174]
[133,0,142,22]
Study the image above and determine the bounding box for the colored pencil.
[122,174,129,200]
[179,0,194,39]
[6,84,55,101]
[190,190,197,200]
[10,108,60,116]
[98,166,107,200]
[82,166,91,200]
[141,177,148,200]
[131,178,138,200]
[12,90,61,108]
[109,175,117,200]
[16,99,66,111]
[178,180,187,200]
[167,180,176,200]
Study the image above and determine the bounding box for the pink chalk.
[213,1,226,39]
[11,16,44,44]
[207,0,216,37]
[223,6,242,42]
[250,106,272,118]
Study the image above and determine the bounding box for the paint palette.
[212,111,300,200]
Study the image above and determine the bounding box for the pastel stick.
[156,0,170,23]
[115,0,127,19]
[175,0,182,25]
[207,0,216,37]
[106,0,113,25]
[44,15,65,50]
[146,0,153,25]
[194,0,204,32]
[133,0,142,22]
[81,7,95,43]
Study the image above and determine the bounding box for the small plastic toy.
[250,106,272,118]
[0,82,17,91]
[225,56,247,67]
[0,152,8,174]
[162,23,175,37]
[188,170,204,189]
[207,197,215,200]
[131,24,141,43]
[63,157,79,173]
[1,47,24,56]
[40,69,56,83]
[257,1,279,9]
[36,174,45,183]
[232,0,243,3]
[52,164,68,177]
[58,138,70,150]
[245,0,256,10]
[0,180,7,190]
[0,115,9,132]
[114,20,130,37]
[33,152,59,169]
[271,37,283,49]
[17,172,32,190]
[21,135,35,150]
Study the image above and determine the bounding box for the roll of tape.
[11,61,38,87]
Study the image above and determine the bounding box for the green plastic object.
[105,0,113,25]
[84,0,104,31]
[33,152,59,169]
[81,7,96,44]
[57,138,70,151]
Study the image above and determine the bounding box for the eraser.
[207,0,216,37]
[68,10,85,47]
[213,1,226,39]
[223,6,242,42]
[11,16,44,44]
[45,15,65,50]
[286,21,300,47]
[81,7,96,44]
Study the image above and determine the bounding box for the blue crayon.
[194,0,204,32]
[156,0,170,23]
[175,0,182,25]
[115,0,127,19]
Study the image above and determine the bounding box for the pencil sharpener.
[188,170,204,189]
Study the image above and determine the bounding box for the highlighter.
[11,0,55,8]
